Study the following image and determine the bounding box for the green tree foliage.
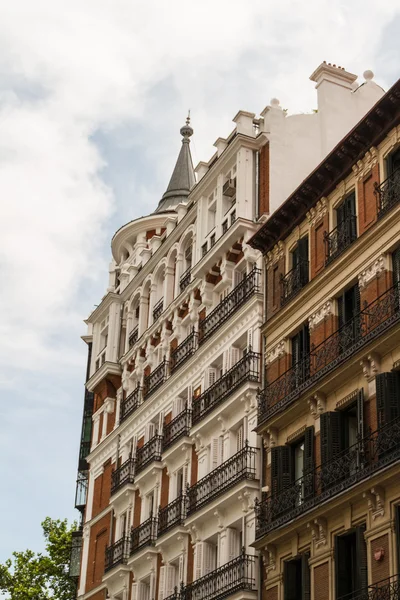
[0,517,77,600]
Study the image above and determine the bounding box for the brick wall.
[263,585,278,600]
[259,144,270,215]
[310,214,329,280]
[371,534,390,584]
[357,164,380,236]
[106,410,115,435]
[97,413,103,445]
[160,467,169,508]
[92,459,112,518]
[266,354,289,385]
[86,590,106,600]
[187,537,194,584]
[133,489,141,528]
[266,256,285,320]
[190,445,198,485]
[360,270,389,309]
[85,512,111,593]
[314,561,329,600]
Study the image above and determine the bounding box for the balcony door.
[338,284,360,350]
[291,324,310,385]
[336,192,357,244]
[283,553,310,600]
[335,525,367,599]
[387,147,400,177]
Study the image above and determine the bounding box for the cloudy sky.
[0,0,399,561]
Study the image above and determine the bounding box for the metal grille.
[120,386,142,422]
[376,168,400,219]
[325,215,357,265]
[180,267,192,293]
[128,325,139,348]
[187,443,258,515]
[111,457,135,495]
[104,536,129,572]
[193,352,260,425]
[198,268,260,344]
[153,298,164,321]
[143,359,168,398]
[338,574,400,599]
[280,260,309,306]
[170,329,197,374]
[162,408,192,452]
[158,495,186,537]
[258,283,400,425]
[135,435,162,475]
[255,416,400,538]
[130,517,157,555]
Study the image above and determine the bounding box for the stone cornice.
[358,254,387,290]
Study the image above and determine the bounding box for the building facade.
[70,63,388,600]
[249,79,400,599]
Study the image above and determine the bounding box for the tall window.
[335,525,367,599]
[387,146,400,178]
[336,192,357,241]
[283,553,310,600]
[337,283,360,350]
[282,237,309,304]
[291,324,310,384]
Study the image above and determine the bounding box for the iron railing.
[193,352,260,425]
[198,268,260,344]
[104,536,129,572]
[376,168,400,219]
[128,325,139,348]
[130,517,158,555]
[143,359,168,398]
[338,575,400,600]
[120,386,142,422]
[180,549,257,600]
[180,267,192,293]
[135,435,162,475]
[111,457,135,495]
[259,282,400,424]
[163,408,192,452]
[280,260,309,306]
[170,330,198,374]
[187,443,258,515]
[153,298,164,321]
[255,416,400,538]
[158,495,186,537]
[324,215,357,265]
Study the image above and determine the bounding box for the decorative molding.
[308,300,333,331]
[363,486,385,520]
[308,392,326,418]
[360,352,381,381]
[306,197,328,227]
[352,146,379,180]
[265,339,286,365]
[287,425,307,444]
[308,517,327,549]
[336,389,359,410]
[263,427,278,450]
[358,255,386,290]
[242,241,261,264]
[263,544,277,574]
[265,241,284,267]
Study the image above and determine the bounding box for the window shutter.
[301,553,311,600]
[211,438,219,470]
[298,237,309,284]
[320,412,344,464]
[158,567,166,600]
[395,506,400,577]
[186,385,192,409]
[357,389,365,439]
[334,535,348,599]
[131,583,138,600]
[203,542,216,575]
[195,543,203,579]
[247,329,253,352]
[182,464,188,495]
[166,566,176,597]
[226,528,239,562]
[233,269,244,287]
[271,446,280,497]
[376,372,400,427]
[145,422,155,442]
[223,350,230,373]
[230,347,240,368]
[281,445,294,490]
[178,554,185,584]
[271,445,293,494]
[355,525,368,593]
[338,294,344,330]
[236,425,244,452]
[283,560,298,600]
[207,368,217,388]
[393,248,400,286]
[303,426,314,499]
[218,436,224,465]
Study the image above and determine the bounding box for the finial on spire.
[180,111,193,141]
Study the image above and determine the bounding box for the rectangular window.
[283,553,310,600]
[335,526,367,599]
[291,324,310,384]
[337,283,360,350]
[202,242,208,257]
[387,147,400,178]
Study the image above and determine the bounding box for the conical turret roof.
[155,116,196,212]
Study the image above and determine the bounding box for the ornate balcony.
[198,268,260,344]
[120,386,142,422]
[324,215,357,265]
[135,435,162,475]
[193,352,260,425]
[376,168,400,219]
[180,267,192,293]
[130,517,158,555]
[105,536,129,572]
[128,325,139,348]
[179,550,257,600]
[153,298,164,321]
[259,283,400,424]
[111,457,135,495]
[143,359,168,398]
[170,330,197,374]
[280,260,309,306]
[162,408,192,452]
[158,495,186,537]
[187,443,258,515]
[338,575,400,600]
[255,416,400,538]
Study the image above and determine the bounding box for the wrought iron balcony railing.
[187,443,258,515]
[170,329,197,374]
[128,325,139,348]
[158,495,186,537]
[280,260,309,306]
[259,282,400,424]
[255,416,400,538]
[130,516,158,555]
[324,215,357,265]
[338,575,400,600]
[143,359,168,398]
[153,298,164,321]
[193,352,260,425]
[104,536,129,572]
[198,268,260,344]
[135,435,162,475]
[180,267,192,293]
[179,549,257,600]
[111,457,135,495]
[376,168,400,219]
[120,386,142,422]
[162,408,192,452]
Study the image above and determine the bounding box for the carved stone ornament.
[242,241,261,264]
[308,392,326,419]
[308,517,327,549]
[263,544,277,574]
[308,300,333,331]
[363,486,385,520]
[262,427,278,450]
[358,255,386,290]
[360,352,381,381]
[306,197,328,227]
[352,146,379,180]
[265,340,286,365]
[265,241,284,267]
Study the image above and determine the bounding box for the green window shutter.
[280,445,294,490]
[376,372,400,427]
[303,427,314,499]
[320,411,344,464]
[301,553,311,600]
[270,446,280,497]
[298,237,309,284]
[355,524,368,593]
[392,247,400,286]
[334,534,348,599]
[357,389,365,440]
[283,560,298,600]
